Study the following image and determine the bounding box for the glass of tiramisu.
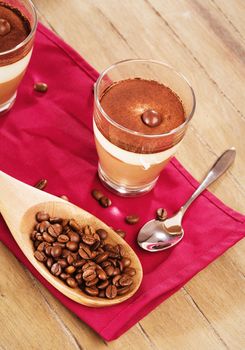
[0,0,37,114]
[93,59,196,196]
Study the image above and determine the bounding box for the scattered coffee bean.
[34,82,48,93]
[99,196,112,208]
[91,189,104,201]
[60,195,69,201]
[115,229,126,239]
[156,208,168,221]
[31,212,137,299]
[141,109,162,127]
[34,179,48,190]
[125,215,139,225]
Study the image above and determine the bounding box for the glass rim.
[94,59,196,138]
[0,0,37,57]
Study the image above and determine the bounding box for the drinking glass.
[0,0,37,114]
[93,59,196,196]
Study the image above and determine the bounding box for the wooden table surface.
[1,1,244,349]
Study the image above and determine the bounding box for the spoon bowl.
[137,148,236,252]
[0,171,143,307]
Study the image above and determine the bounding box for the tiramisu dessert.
[0,1,34,113]
[94,75,190,194]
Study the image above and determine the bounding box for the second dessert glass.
[0,0,37,114]
[93,59,196,196]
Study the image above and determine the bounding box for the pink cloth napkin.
[0,23,244,341]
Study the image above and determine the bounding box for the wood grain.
[0,0,244,349]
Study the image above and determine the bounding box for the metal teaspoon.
[137,148,236,252]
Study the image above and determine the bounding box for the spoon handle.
[181,148,236,214]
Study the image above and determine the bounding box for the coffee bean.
[57,234,69,243]
[78,245,92,259]
[117,286,130,296]
[112,267,120,276]
[45,245,52,256]
[96,228,108,240]
[75,273,83,282]
[30,230,37,241]
[66,241,78,252]
[124,267,136,276]
[95,252,109,264]
[43,232,55,243]
[66,277,78,288]
[62,219,69,227]
[91,240,101,251]
[36,211,49,222]
[36,232,43,242]
[118,244,126,257]
[67,254,75,265]
[85,286,99,296]
[91,189,104,201]
[96,268,107,281]
[141,109,162,127]
[82,234,96,246]
[0,18,11,36]
[34,179,48,190]
[51,263,62,276]
[53,242,65,248]
[58,259,68,268]
[99,196,112,208]
[125,214,139,225]
[82,261,96,271]
[86,278,99,287]
[69,219,81,232]
[105,285,117,299]
[37,241,49,252]
[60,195,69,201]
[49,217,63,224]
[46,257,54,269]
[83,268,97,282]
[48,224,62,238]
[51,245,62,258]
[99,290,106,298]
[121,257,131,268]
[105,265,114,277]
[62,249,70,258]
[98,280,109,289]
[65,266,76,274]
[60,273,69,280]
[34,82,48,93]
[68,231,80,243]
[115,229,126,239]
[156,208,168,221]
[119,275,133,287]
[34,250,47,262]
[112,275,121,286]
[39,221,50,233]
[73,260,86,268]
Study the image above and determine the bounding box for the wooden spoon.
[0,171,143,307]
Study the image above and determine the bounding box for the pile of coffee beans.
[31,211,136,299]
